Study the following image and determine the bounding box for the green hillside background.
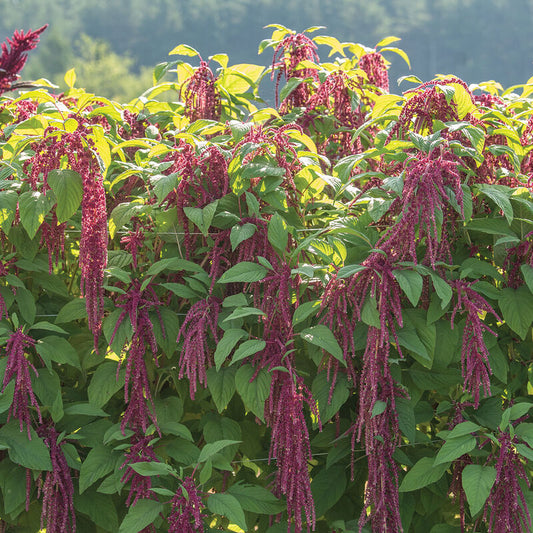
[1,0,532,101]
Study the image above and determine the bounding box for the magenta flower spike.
[37,423,76,533]
[2,327,41,438]
[168,476,204,533]
[0,25,47,94]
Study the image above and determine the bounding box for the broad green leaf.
[168,43,200,56]
[235,364,271,421]
[268,212,288,252]
[118,499,163,533]
[208,493,247,531]
[311,465,347,517]
[88,361,126,408]
[228,483,285,514]
[312,372,350,424]
[0,380,15,414]
[393,269,423,306]
[146,257,204,276]
[55,298,87,324]
[32,367,63,422]
[446,421,481,439]
[0,421,52,471]
[499,286,533,339]
[206,366,237,412]
[218,262,268,283]
[397,397,416,444]
[434,435,476,466]
[231,339,266,365]
[476,185,513,224]
[399,457,449,492]
[462,464,496,516]
[515,423,533,448]
[48,169,83,222]
[129,461,175,477]
[466,218,516,238]
[36,336,81,370]
[214,329,248,370]
[300,325,345,366]
[79,445,117,494]
[15,286,35,325]
[230,222,256,251]
[198,440,242,464]
[150,173,178,202]
[18,190,53,239]
[64,403,109,417]
[74,488,119,532]
[30,321,68,334]
[183,200,218,237]
[293,299,321,326]
[0,190,18,233]
[430,273,453,309]
[223,307,266,322]
[521,264,533,294]
[2,464,26,515]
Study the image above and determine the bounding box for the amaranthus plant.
[0,23,531,533]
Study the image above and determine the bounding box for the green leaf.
[430,273,453,309]
[397,398,416,444]
[515,423,533,447]
[521,264,533,294]
[79,445,117,494]
[230,222,256,251]
[206,366,237,413]
[118,499,163,533]
[218,262,268,283]
[214,329,248,370]
[32,367,63,422]
[228,483,285,514]
[150,173,178,202]
[499,286,533,340]
[300,325,345,367]
[30,321,68,334]
[64,402,109,417]
[235,364,271,421]
[311,465,347,517]
[146,257,204,277]
[293,300,321,326]
[2,464,27,515]
[393,269,423,306]
[0,421,52,471]
[223,307,265,322]
[434,434,476,466]
[184,200,218,237]
[18,190,53,239]
[462,464,496,516]
[87,361,126,408]
[198,440,242,464]
[231,339,266,365]
[466,218,516,238]
[36,336,81,370]
[312,372,350,424]
[129,461,175,477]
[55,298,87,324]
[74,488,119,532]
[267,212,288,252]
[15,286,35,325]
[0,380,15,414]
[0,190,18,233]
[48,169,83,222]
[399,457,449,492]
[208,493,247,531]
[446,421,481,439]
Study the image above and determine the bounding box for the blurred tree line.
[1,0,533,101]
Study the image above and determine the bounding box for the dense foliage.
[0,22,532,533]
